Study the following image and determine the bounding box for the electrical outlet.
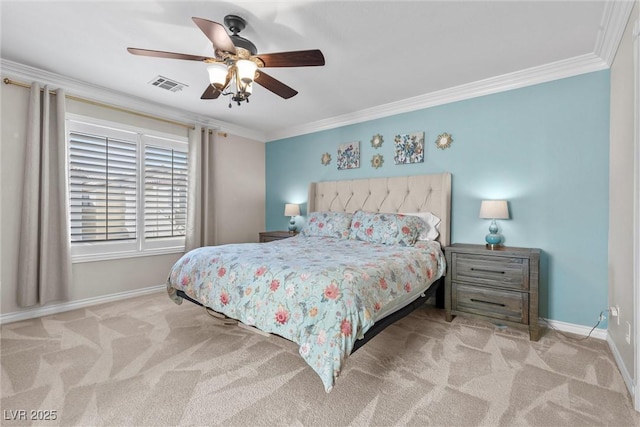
[625,321,631,344]
[609,306,620,325]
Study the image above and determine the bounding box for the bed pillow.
[349,210,424,246]
[300,211,352,239]
[400,211,441,241]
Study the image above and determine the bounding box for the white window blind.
[67,117,188,262]
[69,132,137,242]
[144,144,187,239]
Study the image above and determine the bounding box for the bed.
[167,173,451,391]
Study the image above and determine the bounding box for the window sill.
[71,246,185,263]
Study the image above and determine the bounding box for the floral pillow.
[400,211,441,241]
[349,210,425,246]
[300,211,352,239]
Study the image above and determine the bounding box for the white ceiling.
[0,1,618,141]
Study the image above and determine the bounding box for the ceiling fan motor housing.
[224,15,257,55]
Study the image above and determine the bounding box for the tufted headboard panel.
[307,173,452,246]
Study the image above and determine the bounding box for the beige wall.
[0,79,265,316]
[608,3,638,379]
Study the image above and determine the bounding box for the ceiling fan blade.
[255,49,325,67]
[201,85,221,99]
[255,71,298,99]
[192,17,236,54]
[127,47,212,62]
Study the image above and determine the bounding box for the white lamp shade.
[284,203,300,216]
[479,200,509,219]
[207,63,228,88]
[236,59,258,84]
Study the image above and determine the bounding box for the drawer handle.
[470,267,505,274]
[470,298,506,307]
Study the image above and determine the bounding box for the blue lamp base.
[288,217,296,233]
[485,219,503,249]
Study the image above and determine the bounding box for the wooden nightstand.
[444,243,541,341]
[259,231,297,243]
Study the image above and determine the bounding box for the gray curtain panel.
[17,83,71,307]
[185,126,216,251]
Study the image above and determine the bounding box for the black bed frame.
[175,276,445,354]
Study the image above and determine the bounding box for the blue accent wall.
[266,70,610,328]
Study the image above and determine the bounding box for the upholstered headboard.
[307,173,452,246]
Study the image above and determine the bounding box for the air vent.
[148,76,188,92]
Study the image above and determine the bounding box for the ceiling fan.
[127,15,325,107]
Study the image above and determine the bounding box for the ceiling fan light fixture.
[230,79,252,107]
[207,63,228,88]
[129,16,324,106]
[236,59,258,84]
[233,76,252,99]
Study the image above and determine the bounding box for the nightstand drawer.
[453,253,528,290]
[453,283,529,324]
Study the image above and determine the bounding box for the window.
[68,129,138,243]
[67,117,188,261]
[143,138,188,240]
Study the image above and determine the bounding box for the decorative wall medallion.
[435,132,453,149]
[337,141,360,170]
[321,152,331,166]
[370,134,384,148]
[394,131,424,164]
[371,154,384,169]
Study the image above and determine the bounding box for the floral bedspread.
[166,235,445,392]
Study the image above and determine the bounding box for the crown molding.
[0,59,266,142]
[5,1,630,145]
[266,1,636,142]
[266,52,608,142]
[594,0,636,66]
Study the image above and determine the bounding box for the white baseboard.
[542,317,636,400]
[606,334,636,402]
[540,317,608,340]
[0,284,165,325]
[544,318,636,409]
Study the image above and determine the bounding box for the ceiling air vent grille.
[148,76,188,92]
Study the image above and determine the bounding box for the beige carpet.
[1,291,638,426]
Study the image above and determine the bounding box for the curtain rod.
[3,77,198,130]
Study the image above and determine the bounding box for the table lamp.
[284,203,300,233]
[479,200,509,249]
